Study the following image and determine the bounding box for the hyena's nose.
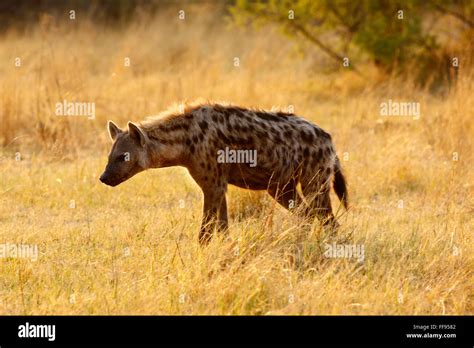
[99,173,107,183]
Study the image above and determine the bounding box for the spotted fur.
[100,103,348,244]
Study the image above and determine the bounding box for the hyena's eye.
[117,153,129,162]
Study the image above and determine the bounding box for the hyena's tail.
[333,156,348,209]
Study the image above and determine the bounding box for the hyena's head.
[100,121,150,187]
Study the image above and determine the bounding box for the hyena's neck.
[142,118,194,169]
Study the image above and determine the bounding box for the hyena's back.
[175,104,339,193]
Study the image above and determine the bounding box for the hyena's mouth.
[100,174,127,187]
[104,180,120,187]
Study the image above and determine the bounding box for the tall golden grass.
[0,6,472,314]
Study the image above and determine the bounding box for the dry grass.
[0,6,472,315]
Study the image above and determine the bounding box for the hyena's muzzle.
[99,169,123,187]
[100,158,144,187]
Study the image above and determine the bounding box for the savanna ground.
[0,5,473,315]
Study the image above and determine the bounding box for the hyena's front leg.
[218,194,228,231]
[199,186,228,245]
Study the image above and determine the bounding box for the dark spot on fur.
[324,147,331,157]
[161,138,176,145]
[283,129,293,138]
[303,147,310,158]
[266,148,273,159]
[164,122,189,132]
[255,112,285,123]
[301,130,315,144]
[321,129,332,140]
[312,127,321,137]
[216,129,230,143]
[273,131,285,145]
[227,107,248,118]
[255,129,266,139]
[236,124,250,133]
[198,120,209,132]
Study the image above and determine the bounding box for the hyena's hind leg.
[267,178,302,212]
[300,171,337,228]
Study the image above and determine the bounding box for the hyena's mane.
[139,101,203,129]
[139,100,296,134]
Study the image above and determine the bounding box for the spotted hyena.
[100,103,348,244]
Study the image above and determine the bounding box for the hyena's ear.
[128,122,149,147]
[108,121,123,141]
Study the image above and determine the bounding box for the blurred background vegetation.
[1,0,472,92]
[0,0,472,153]
[231,0,473,91]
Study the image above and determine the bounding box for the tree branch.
[289,21,361,74]
[429,1,474,28]
[245,7,361,73]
